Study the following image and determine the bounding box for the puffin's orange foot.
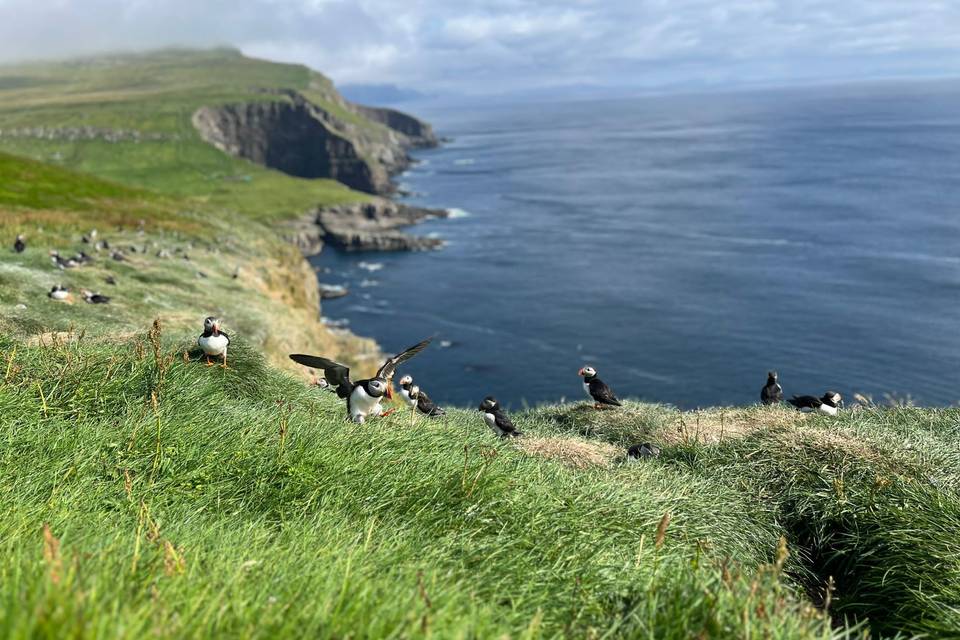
[205,356,214,367]
[381,408,396,418]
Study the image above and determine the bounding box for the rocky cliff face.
[192,97,388,193]
[192,87,437,195]
[353,105,439,148]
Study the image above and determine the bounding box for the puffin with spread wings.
[290,338,432,423]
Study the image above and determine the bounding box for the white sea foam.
[446,208,471,219]
[453,158,475,166]
[357,261,384,272]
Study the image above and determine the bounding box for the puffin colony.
[11,213,847,456]
[283,321,839,450]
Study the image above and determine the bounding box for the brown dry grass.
[517,436,620,469]
[653,405,805,445]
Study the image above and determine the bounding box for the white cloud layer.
[0,0,958,95]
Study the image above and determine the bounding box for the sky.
[0,0,959,97]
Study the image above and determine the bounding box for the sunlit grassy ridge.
[0,151,375,374]
[0,48,373,219]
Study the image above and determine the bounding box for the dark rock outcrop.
[322,228,442,252]
[285,199,448,253]
[318,283,349,299]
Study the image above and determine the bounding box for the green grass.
[0,150,375,374]
[0,48,376,220]
[2,329,958,637]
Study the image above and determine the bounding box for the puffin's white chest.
[819,404,838,416]
[483,412,501,435]
[50,290,69,301]
[399,388,417,409]
[198,333,229,355]
[582,381,592,398]
[350,385,383,422]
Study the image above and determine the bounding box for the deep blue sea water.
[314,82,960,409]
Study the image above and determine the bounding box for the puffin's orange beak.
[578,368,585,376]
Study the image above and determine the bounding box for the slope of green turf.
[0,48,374,220]
[1,327,958,638]
[0,150,375,374]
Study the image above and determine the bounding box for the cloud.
[0,0,958,95]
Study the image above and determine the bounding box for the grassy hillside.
[1,329,958,638]
[0,151,376,375]
[0,48,373,220]
[0,48,390,371]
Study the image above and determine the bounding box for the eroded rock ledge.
[285,199,449,254]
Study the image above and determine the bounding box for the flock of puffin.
[194,319,844,460]
[13,231,225,306]
[11,233,845,458]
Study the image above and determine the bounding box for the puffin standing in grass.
[13,235,25,253]
[290,338,432,424]
[478,396,522,438]
[578,366,622,409]
[788,391,842,416]
[761,371,783,405]
[398,374,446,421]
[198,316,230,368]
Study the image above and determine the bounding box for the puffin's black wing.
[495,410,521,437]
[221,330,230,346]
[761,383,782,405]
[376,337,432,382]
[289,354,353,399]
[416,390,445,417]
[589,378,622,406]
[788,395,820,410]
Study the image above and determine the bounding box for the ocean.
[313,81,960,409]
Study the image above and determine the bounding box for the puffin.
[80,289,110,304]
[760,371,783,405]
[47,285,70,301]
[198,316,230,368]
[478,396,522,438]
[788,391,842,416]
[627,443,661,461]
[578,366,622,409]
[13,235,25,253]
[290,338,432,424]
[398,375,445,417]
